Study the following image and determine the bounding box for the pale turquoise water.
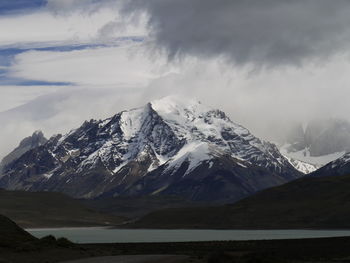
[26,228,350,244]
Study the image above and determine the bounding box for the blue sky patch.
[0,76,72,86]
[0,0,46,15]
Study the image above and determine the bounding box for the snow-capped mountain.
[0,96,302,202]
[280,118,350,167]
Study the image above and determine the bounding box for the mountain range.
[0,96,302,203]
[3,96,350,229]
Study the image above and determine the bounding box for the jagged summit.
[0,97,301,202]
[151,96,244,139]
[0,130,47,174]
[151,95,206,118]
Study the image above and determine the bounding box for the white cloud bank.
[4,50,350,152]
[0,7,146,48]
[9,42,174,86]
[0,85,63,112]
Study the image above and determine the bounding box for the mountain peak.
[150,95,207,119]
[150,95,234,134]
[151,95,202,106]
[0,131,47,173]
[32,130,44,137]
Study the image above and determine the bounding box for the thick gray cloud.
[122,0,350,67]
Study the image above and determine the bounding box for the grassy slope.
[128,174,350,229]
[82,195,207,219]
[0,189,124,228]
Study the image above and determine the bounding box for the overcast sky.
[1,0,350,158]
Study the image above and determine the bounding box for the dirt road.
[62,255,190,263]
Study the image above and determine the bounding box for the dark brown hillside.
[128,174,350,229]
[0,189,124,228]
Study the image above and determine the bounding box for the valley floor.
[2,236,350,263]
[62,255,189,263]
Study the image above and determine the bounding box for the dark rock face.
[0,96,301,202]
[0,131,47,174]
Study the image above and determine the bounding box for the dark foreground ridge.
[127,173,350,229]
[0,214,35,245]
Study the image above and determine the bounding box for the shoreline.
[26,226,350,231]
[26,228,350,244]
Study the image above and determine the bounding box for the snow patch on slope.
[164,142,212,176]
[120,106,148,140]
[280,144,345,166]
[283,155,319,174]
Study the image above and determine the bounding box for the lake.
[26,228,350,243]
